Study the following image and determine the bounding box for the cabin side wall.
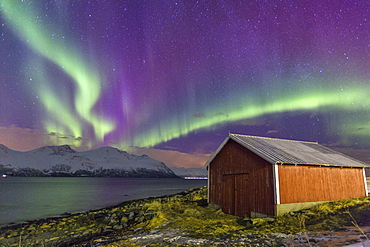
[278,165,366,204]
[208,140,275,217]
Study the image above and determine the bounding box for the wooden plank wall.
[209,139,275,217]
[278,165,366,204]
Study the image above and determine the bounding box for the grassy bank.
[1,187,370,246]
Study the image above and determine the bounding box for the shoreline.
[0,187,209,246]
[0,177,208,227]
[0,196,142,228]
[0,188,194,229]
[1,187,370,246]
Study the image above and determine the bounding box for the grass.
[130,188,370,236]
[135,192,246,238]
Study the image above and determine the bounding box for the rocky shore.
[1,187,370,246]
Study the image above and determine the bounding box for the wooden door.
[222,173,253,217]
[235,174,251,217]
[222,175,235,215]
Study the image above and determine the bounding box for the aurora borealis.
[1,1,370,167]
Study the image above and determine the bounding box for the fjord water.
[0,177,207,226]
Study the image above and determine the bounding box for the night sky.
[1,1,370,167]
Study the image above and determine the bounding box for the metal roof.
[205,133,370,168]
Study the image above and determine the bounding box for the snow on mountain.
[0,145,177,178]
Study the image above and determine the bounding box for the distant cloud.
[0,125,91,151]
[193,112,228,119]
[236,116,269,126]
[162,146,178,151]
[127,147,211,168]
[193,113,206,118]
[0,125,50,151]
[214,112,228,117]
[266,130,279,134]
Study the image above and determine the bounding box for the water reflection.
[0,177,207,225]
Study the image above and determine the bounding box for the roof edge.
[204,136,230,169]
[229,134,277,165]
[229,133,318,145]
[205,133,370,169]
[276,162,368,168]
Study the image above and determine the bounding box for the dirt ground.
[284,226,370,246]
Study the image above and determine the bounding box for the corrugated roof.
[205,133,370,168]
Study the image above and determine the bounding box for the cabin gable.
[208,139,275,217]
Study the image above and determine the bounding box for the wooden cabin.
[206,133,369,217]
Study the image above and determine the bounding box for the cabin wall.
[208,139,275,217]
[278,165,366,204]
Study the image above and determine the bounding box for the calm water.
[0,177,207,226]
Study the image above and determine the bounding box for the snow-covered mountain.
[0,144,177,178]
[170,167,208,178]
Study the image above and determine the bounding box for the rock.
[93,213,108,221]
[128,211,135,220]
[121,216,128,223]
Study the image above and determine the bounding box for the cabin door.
[222,175,235,215]
[222,173,252,217]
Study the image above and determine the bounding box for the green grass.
[118,187,370,239]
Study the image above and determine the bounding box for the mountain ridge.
[0,144,177,178]
[170,167,208,178]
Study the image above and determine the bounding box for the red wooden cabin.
[206,133,369,217]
